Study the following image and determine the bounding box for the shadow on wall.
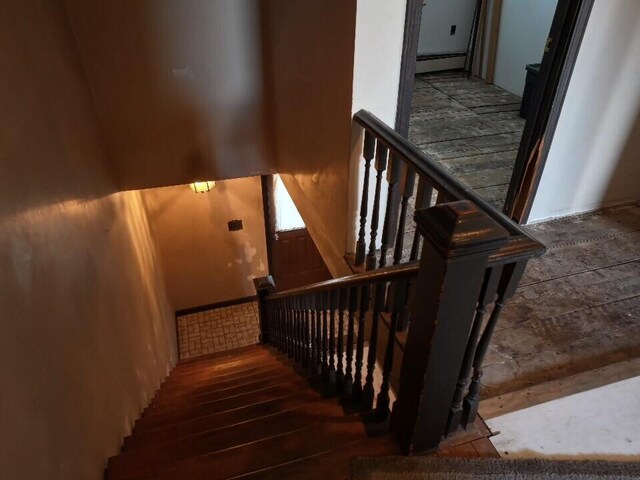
[63,0,273,190]
[604,108,640,206]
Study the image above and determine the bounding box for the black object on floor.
[520,63,541,119]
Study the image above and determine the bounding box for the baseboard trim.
[416,56,466,74]
[176,295,258,316]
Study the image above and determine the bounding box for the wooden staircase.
[106,345,400,480]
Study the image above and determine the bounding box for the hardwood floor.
[409,71,525,210]
[481,203,640,413]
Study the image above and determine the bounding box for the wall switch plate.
[228,220,243,231]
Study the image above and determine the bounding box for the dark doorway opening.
[261,175,331,292]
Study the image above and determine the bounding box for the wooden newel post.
[392,200,508,454]
[253,276,276,344]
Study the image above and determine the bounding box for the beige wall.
[143,177,268,311]
[63,0,273,190]
[0,2,176,479]
[262,0,357,277]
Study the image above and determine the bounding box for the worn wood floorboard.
[409,73,525,209]
[481,204,640,402]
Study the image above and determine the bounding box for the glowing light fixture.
[189,181,215,194]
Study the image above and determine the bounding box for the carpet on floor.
[352,457,640,480]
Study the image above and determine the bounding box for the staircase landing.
[107,345,497,479]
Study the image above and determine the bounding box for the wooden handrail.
[255,114,547,455]
[266,262,419,301]
[353,109,545,262]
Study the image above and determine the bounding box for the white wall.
[529,0,640,222]
[418,0,478,56]
[494,0,557,95]
[347,0,407,252]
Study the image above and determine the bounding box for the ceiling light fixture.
[189,181,215,194]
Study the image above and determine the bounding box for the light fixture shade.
[189,181,215,193]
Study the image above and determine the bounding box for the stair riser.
[155,363,289,393]
[122,391,323,451]
[117,418,367,480]
[134,380,314,431]
[162,357,284,383]
[107,401,345,479]
[148,367,301,404]
[146,372,310,413]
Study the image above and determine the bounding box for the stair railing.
[254,110,545,455]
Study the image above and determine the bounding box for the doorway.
[261,174,332,292]
[396,0,595,221]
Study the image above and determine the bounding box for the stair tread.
[122,390,324,450]
[149,366,306,403]
[155,362,293,393]
[108,398,347,479]
[234,433,400,480]
[114,414,369,480]
[161,357,286,383]
[142,374,316,419]
[134,378,318,431]
[148,370,311,410]
[175,345,274,367]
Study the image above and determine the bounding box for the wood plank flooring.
[409,72,525,210]
[480,203,640,411]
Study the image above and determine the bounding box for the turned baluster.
[310,293,320,374]
[327,290,337,384]
[362,281,385,410]
[355,131,376,266]
[321,291,329,379]
[278,299,286,353]
[303,295,311,369]
[294,297,302,363]
[366,143,389,270]
[352,284,370,403]
[290,298,297,359]
[290,298,296,360]
[409,176,434,261]
[446,267,502,434]
[393,201,508,454]
[315,292,323,375]
[286,298,294,358]
[376,278,410,420]
[336,288,347,391]
[278,300,285,351]
[462,261,526,427]
[343,286,358,396]
[393,167,416,265]
[379,154,403,268]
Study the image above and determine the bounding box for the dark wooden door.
[271,229,332,292]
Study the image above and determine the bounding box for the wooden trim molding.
[175,296,258,317]
[505,0,595,223]
[485,0,503,84]
[395,0,423,137]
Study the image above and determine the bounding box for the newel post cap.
[253,275,276,294]
[415,200,509,258]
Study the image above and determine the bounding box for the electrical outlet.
[450,25,457,35]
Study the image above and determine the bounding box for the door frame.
[394,0,595,224]
[503,0,595,222]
